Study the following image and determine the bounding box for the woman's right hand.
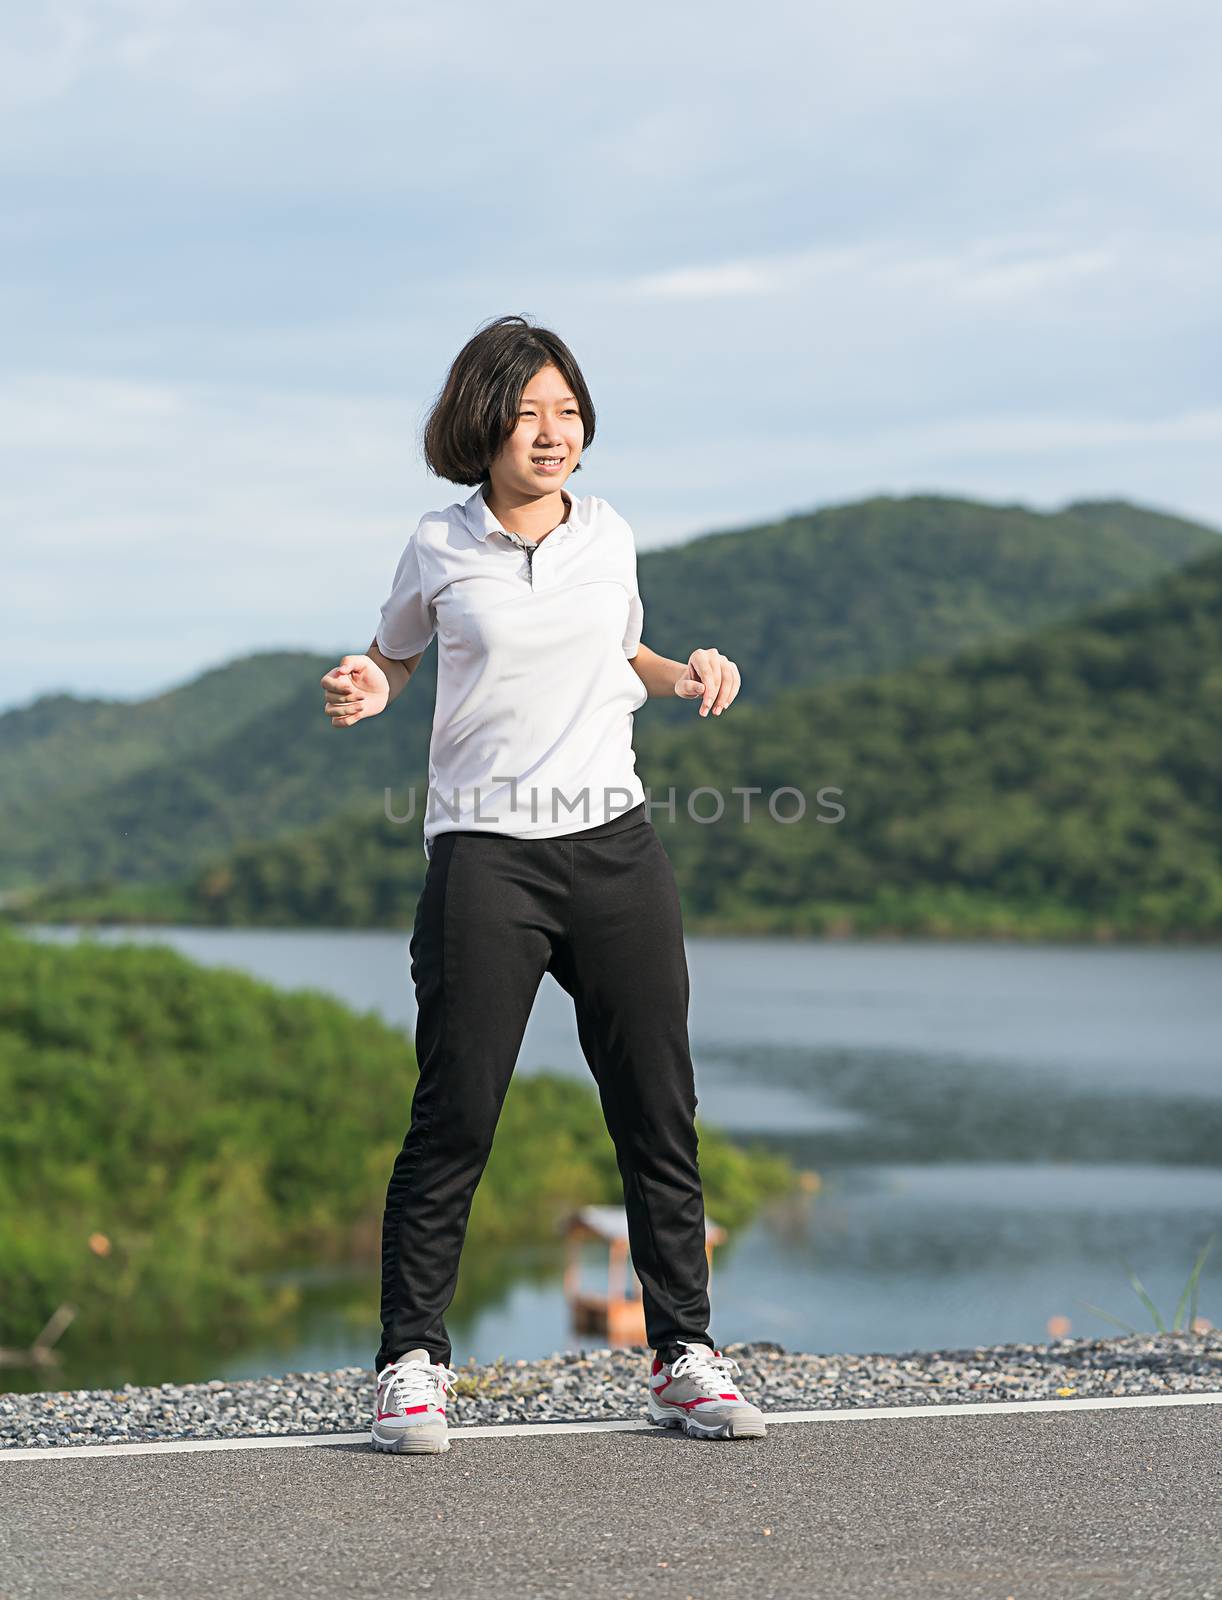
[321,655,391,727]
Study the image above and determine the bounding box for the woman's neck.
[485,485,571,542]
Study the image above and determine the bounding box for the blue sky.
[3,0,1220,711]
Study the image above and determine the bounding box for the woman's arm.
[629,643,740,717]
[366,642,425,706]
[628,643,685,698]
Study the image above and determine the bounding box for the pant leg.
[375,831,565,1371]
[547,820,714,1357]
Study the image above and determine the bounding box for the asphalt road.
[1,1404,1218,1599]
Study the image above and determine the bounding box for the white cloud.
[0,370,427,552]
[622,247,873,300]
[1,0,1220,710]
[621,237,1119,304]
[801,405,1222,468]
[876,244,1117,303]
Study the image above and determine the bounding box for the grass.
[1073,1232,1216,1335]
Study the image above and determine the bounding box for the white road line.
[2,1390,1219,1462]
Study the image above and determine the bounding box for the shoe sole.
[371,1422,450,1455]
[371,1403,765,1449]
[647,1395,767,1440]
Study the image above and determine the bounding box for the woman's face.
[490,363,585,496]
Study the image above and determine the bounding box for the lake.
[23,927,1222,1386]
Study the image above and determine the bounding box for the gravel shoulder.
[3,1330,1218,1450]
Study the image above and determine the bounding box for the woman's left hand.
[675,648,741,717]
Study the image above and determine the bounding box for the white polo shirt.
[375,483,649,859]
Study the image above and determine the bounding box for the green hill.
[0,925,793,1374]
[0,657,436,896]
[13,537,1222,940]
[0,651,324,821]
[636,493,1219,716]
[0,492,1217,904]
[642,537,1222,937]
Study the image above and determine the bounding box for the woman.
[321,314,766,1453]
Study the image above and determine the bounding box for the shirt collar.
[463,482,576,543]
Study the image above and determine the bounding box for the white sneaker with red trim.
[371,1349,456,1454]
[646,1340,767,1439]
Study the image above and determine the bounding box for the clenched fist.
[321,655,391,727]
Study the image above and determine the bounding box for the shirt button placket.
[501,529,534,589]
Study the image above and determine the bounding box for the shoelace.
[381,1356,457,1412]
[668,1343,742,1393]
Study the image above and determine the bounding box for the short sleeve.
[619,514,644,658]
[623,585,644,659]
[375,527,435,659]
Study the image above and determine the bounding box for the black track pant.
[375,803,714,1372]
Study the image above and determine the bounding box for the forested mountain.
[640,540,1222,936]
[1,492,1217,905]
[0,652,323,819]
[11,535,1222,939]
[635,493,1219,717]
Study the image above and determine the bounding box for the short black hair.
[421,313,597,487]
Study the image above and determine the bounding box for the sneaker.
[371,1349,456,1454]
[647,1340,767,1439]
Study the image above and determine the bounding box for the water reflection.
[697,1041,1222,1167]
